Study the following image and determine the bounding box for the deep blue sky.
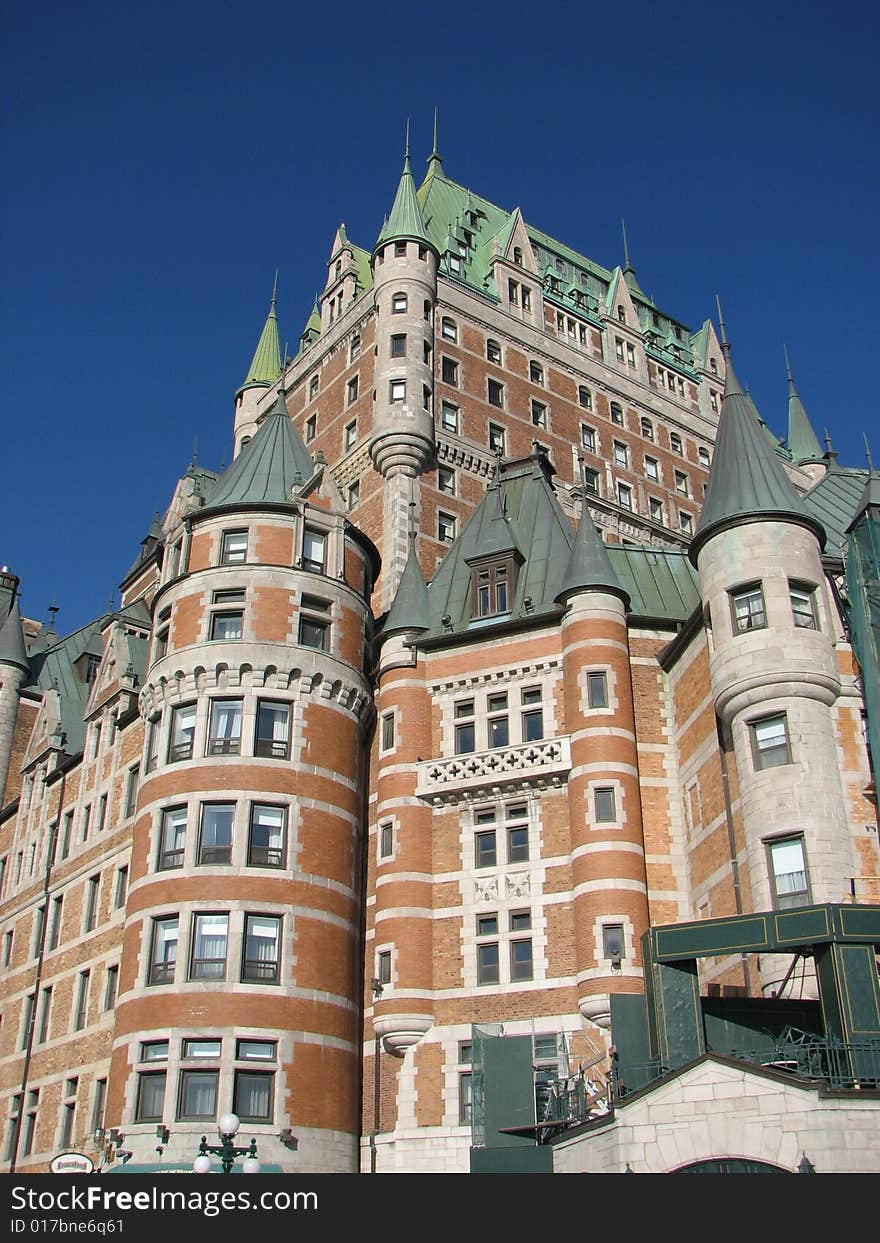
[2,1,877,634]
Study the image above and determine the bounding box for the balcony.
[416,736,571,802]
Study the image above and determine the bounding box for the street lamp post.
[193,1113,260,1174]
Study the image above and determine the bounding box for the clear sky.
[2,0,877,634]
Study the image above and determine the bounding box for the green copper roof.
[801,466,870,555]
[846,500,880,779]
[375,143,432,253]
[0,595,29,672]
[785,347,824,463]
[690,351,826,563]
[238,286,281,393]
[384,540,430,636]
[555,499,628,606]
[421,453,576,639]
[606,546,701,622]
[204,388,314,512]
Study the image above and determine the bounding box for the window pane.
[207,700,242,755]
[475,831,497,868]
[299,617,328,650]
[508,826,529,862]
[183,1039,222,1059]
[455,722,475,754]
[255,702,290,759]
[237,1040,276,1061]
[150,919,177,984]
[248,805,285,867]
[190,914,227,980]
[179,1071,218,1120]
[477,942,499,984]
[211,612,243,641]
[243,915,280,983]
[595,788,616,821]
[169,705,196,762]
[234,1072,273,1121]
[522,709,543,741]
[199,804,234,865]
[136,1073,166,1121]
[587,672,608,709]
[510,939,533,981]
[303,529,326,571]
[159,808,186,869]
[489,716,509,748]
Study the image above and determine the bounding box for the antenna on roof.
[47,598,59,630]
[621,219,634,274]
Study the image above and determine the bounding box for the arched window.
[392,292,407,314]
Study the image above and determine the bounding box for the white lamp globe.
[193,1155,212,1175]
[218,1113,240,1138]
[241,1156,261,1175]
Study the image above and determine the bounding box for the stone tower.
[368,135,439,608]
[689,326,855,995]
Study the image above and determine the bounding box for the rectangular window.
[477,941,499,985]
[455,700,475,754]
[73,971,90,1031]
[198,803,234,865]
[344,419,357,449]
[507,824,529,863]
[347,480,360,510]
[234,1072,274,1122]
[305,414,317,442]
[103,964,118,1010]
[37,986,52,1043]
[392,292,407,313]
[730,583,766,632]
[488,692,509,748]
[790,582,818,629]
[168,703,197,763]
[220,531,248,565]
[580,424,596,452]
[48,895,63,951]
[60,812,73,859]
[114,865,128,908]
[617,483,633,510]
[438,511,456,543]
[486,339,502,364]
[381,712,395,751]
[190,913,228,981]
[390,378,406,403]
[670,432,683,454]
[83,875,99,933]
[440,401,459,433]
[510,938,533,982]
[145,719,160,773]
[530,400,547,428]
[440,357,458,386]
[649,497,664,524]
[474,830,497,868]
[379,822,394,859]
[90,1079,107,1136]
[438,466,456,495]
[182,1039,222,1060]
[675,470,689,496]
[390,333,406,358]
[242,915,281,984]
[626,342,636,368]
[768,836,810,909]
[141,1040,169,1062]
[679,512,693,535]
[441,317,458,342]
[178,1070,218,1121]
[587,671,608,709]
[699,446,711,467]
[613,440,628,468]
[644,456,659,482]
[350,334,361,362]
[20,993,35,1049]
[487,379,504,408]
[205,699,241,757]
[136,1072,166,1123]
[149,917,178,985]
[377,949,392,986]
[610,402,624,426]
[594,787,617,822]
[602,923,624,960]
[579,387,593,411]
[615,337,625,363]
[346,377,358,406]
[750,715,792,769]
[298,606,329,651]
[488,423,506,454]
[158,807,187,870]
[459,1072,473,1124]
[81,805,91,843]
[255,701,290,759]
[302,528,326,573]
[236,1039,276,1061]
[248,805,286,868]
[521,686,543,742]
[124,765,139,818]
[473,558,512,617]
[3,928,12,966]
[583,467,600,495]
[21,1091,39,1158]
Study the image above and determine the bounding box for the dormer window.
[471,556,517,619]
[513,246,523,265]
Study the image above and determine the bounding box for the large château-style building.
[1,134,879,1176]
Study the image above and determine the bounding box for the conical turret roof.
[375,132,434,255]
[238,282,281,394]
[0,595,29,673]
[204,388,315,512]
[555,498,629,606]
[384,540,429,637]
[690,340,825,564]
[785,347,823,464]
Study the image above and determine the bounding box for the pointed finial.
[404,118,411,172]
[47,598,59,629]
[192,436,198,468]
[865,433,876,473]
[824,428,834,454]
[271,270,278,308]
[432,107,439,156]
[784,342,793,383]
[621,219,634,273]
[715,295,730,357]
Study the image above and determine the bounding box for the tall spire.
[375,124,433,254]
[555,483,628,606]
[784,345,823,464]
[384,537,429,638]
[238,280,282,393]
[0,594,29,673]
[690,313,825,564]
[426,106,444,179]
